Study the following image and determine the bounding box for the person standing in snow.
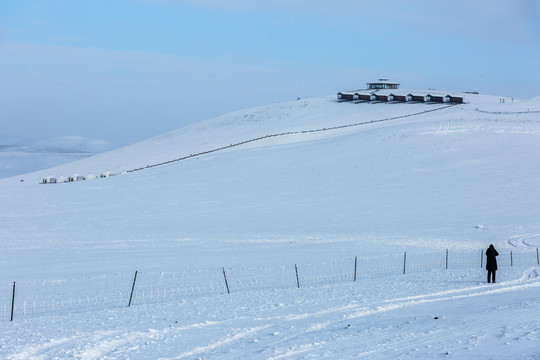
[486,244,499,283]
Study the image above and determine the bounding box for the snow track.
[507,233,540,248]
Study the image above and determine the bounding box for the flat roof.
[366,78,400,85]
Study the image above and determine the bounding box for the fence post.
[537,248,539,265]
[11,282,15,321]
[510,251,513,267]
[445,249,448,270]
[222,267,230,294]
[481,249,483,268]
[354,256,357,282]
[295,264,300,288]
[403,252,407,274]
[128,271,138,307]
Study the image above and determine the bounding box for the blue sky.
[1,0,539,145]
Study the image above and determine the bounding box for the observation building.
[366,78,400,90]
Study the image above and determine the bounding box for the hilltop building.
[367,78,400,90]
[337,79,464,104]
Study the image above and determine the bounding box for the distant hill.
[0,135,118,179]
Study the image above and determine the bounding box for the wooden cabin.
[446,95,464,104]
[410,94,425,102]
[427,94,445,103]
[393,95,408,102]
[357,94,372,101]
[337,92,355,101]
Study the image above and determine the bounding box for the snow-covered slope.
[0,92,497,181]
[3,92,540,245]
[1,91,540,359]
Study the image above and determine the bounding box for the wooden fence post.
[295,264,300,288]
[354,256,357,282]
[128,271,138,307]
[11,282,15,321]
[403,252,407,274]
[481,249,483,268]
[222,267,230,294]
[510,251,513,267]
[445,249,448,270]
[537,248,539,265]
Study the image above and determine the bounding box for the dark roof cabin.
[337,92,355,101]
[446,95,464,104]
[393,95,408,102]
[357,94,372,101]
[410,94,425,102]
[427,94,445,103]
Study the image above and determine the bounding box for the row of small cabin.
[337,92,464,104]
[42,171,112,184]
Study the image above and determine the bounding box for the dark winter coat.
[486,245,499,271]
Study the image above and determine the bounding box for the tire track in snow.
[507,233,540,247]
[7,336,80,360]
[383,267,539,303]
[162,324,272,360]
[71,320,226,359]
[255,268,540,359]
[4,320,224,360]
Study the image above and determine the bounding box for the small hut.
[69,173,85,182]
[42,175,56,184]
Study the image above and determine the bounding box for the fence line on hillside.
[41,104,457,184]
[2,248,539,322]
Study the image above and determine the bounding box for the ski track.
[7,336,79,360]
[162,325,273,360]
[261,269,540,359]
[507,233,540,247]
[171,268,540,359]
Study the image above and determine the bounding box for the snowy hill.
[1,91,540,359]
[3,91,540,241]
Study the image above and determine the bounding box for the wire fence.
[2,248,539,322]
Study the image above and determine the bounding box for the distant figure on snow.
[486,244,499,283]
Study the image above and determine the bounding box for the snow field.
[2,93,540,358]
[2,248,538,323]
[1,266,539,359]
